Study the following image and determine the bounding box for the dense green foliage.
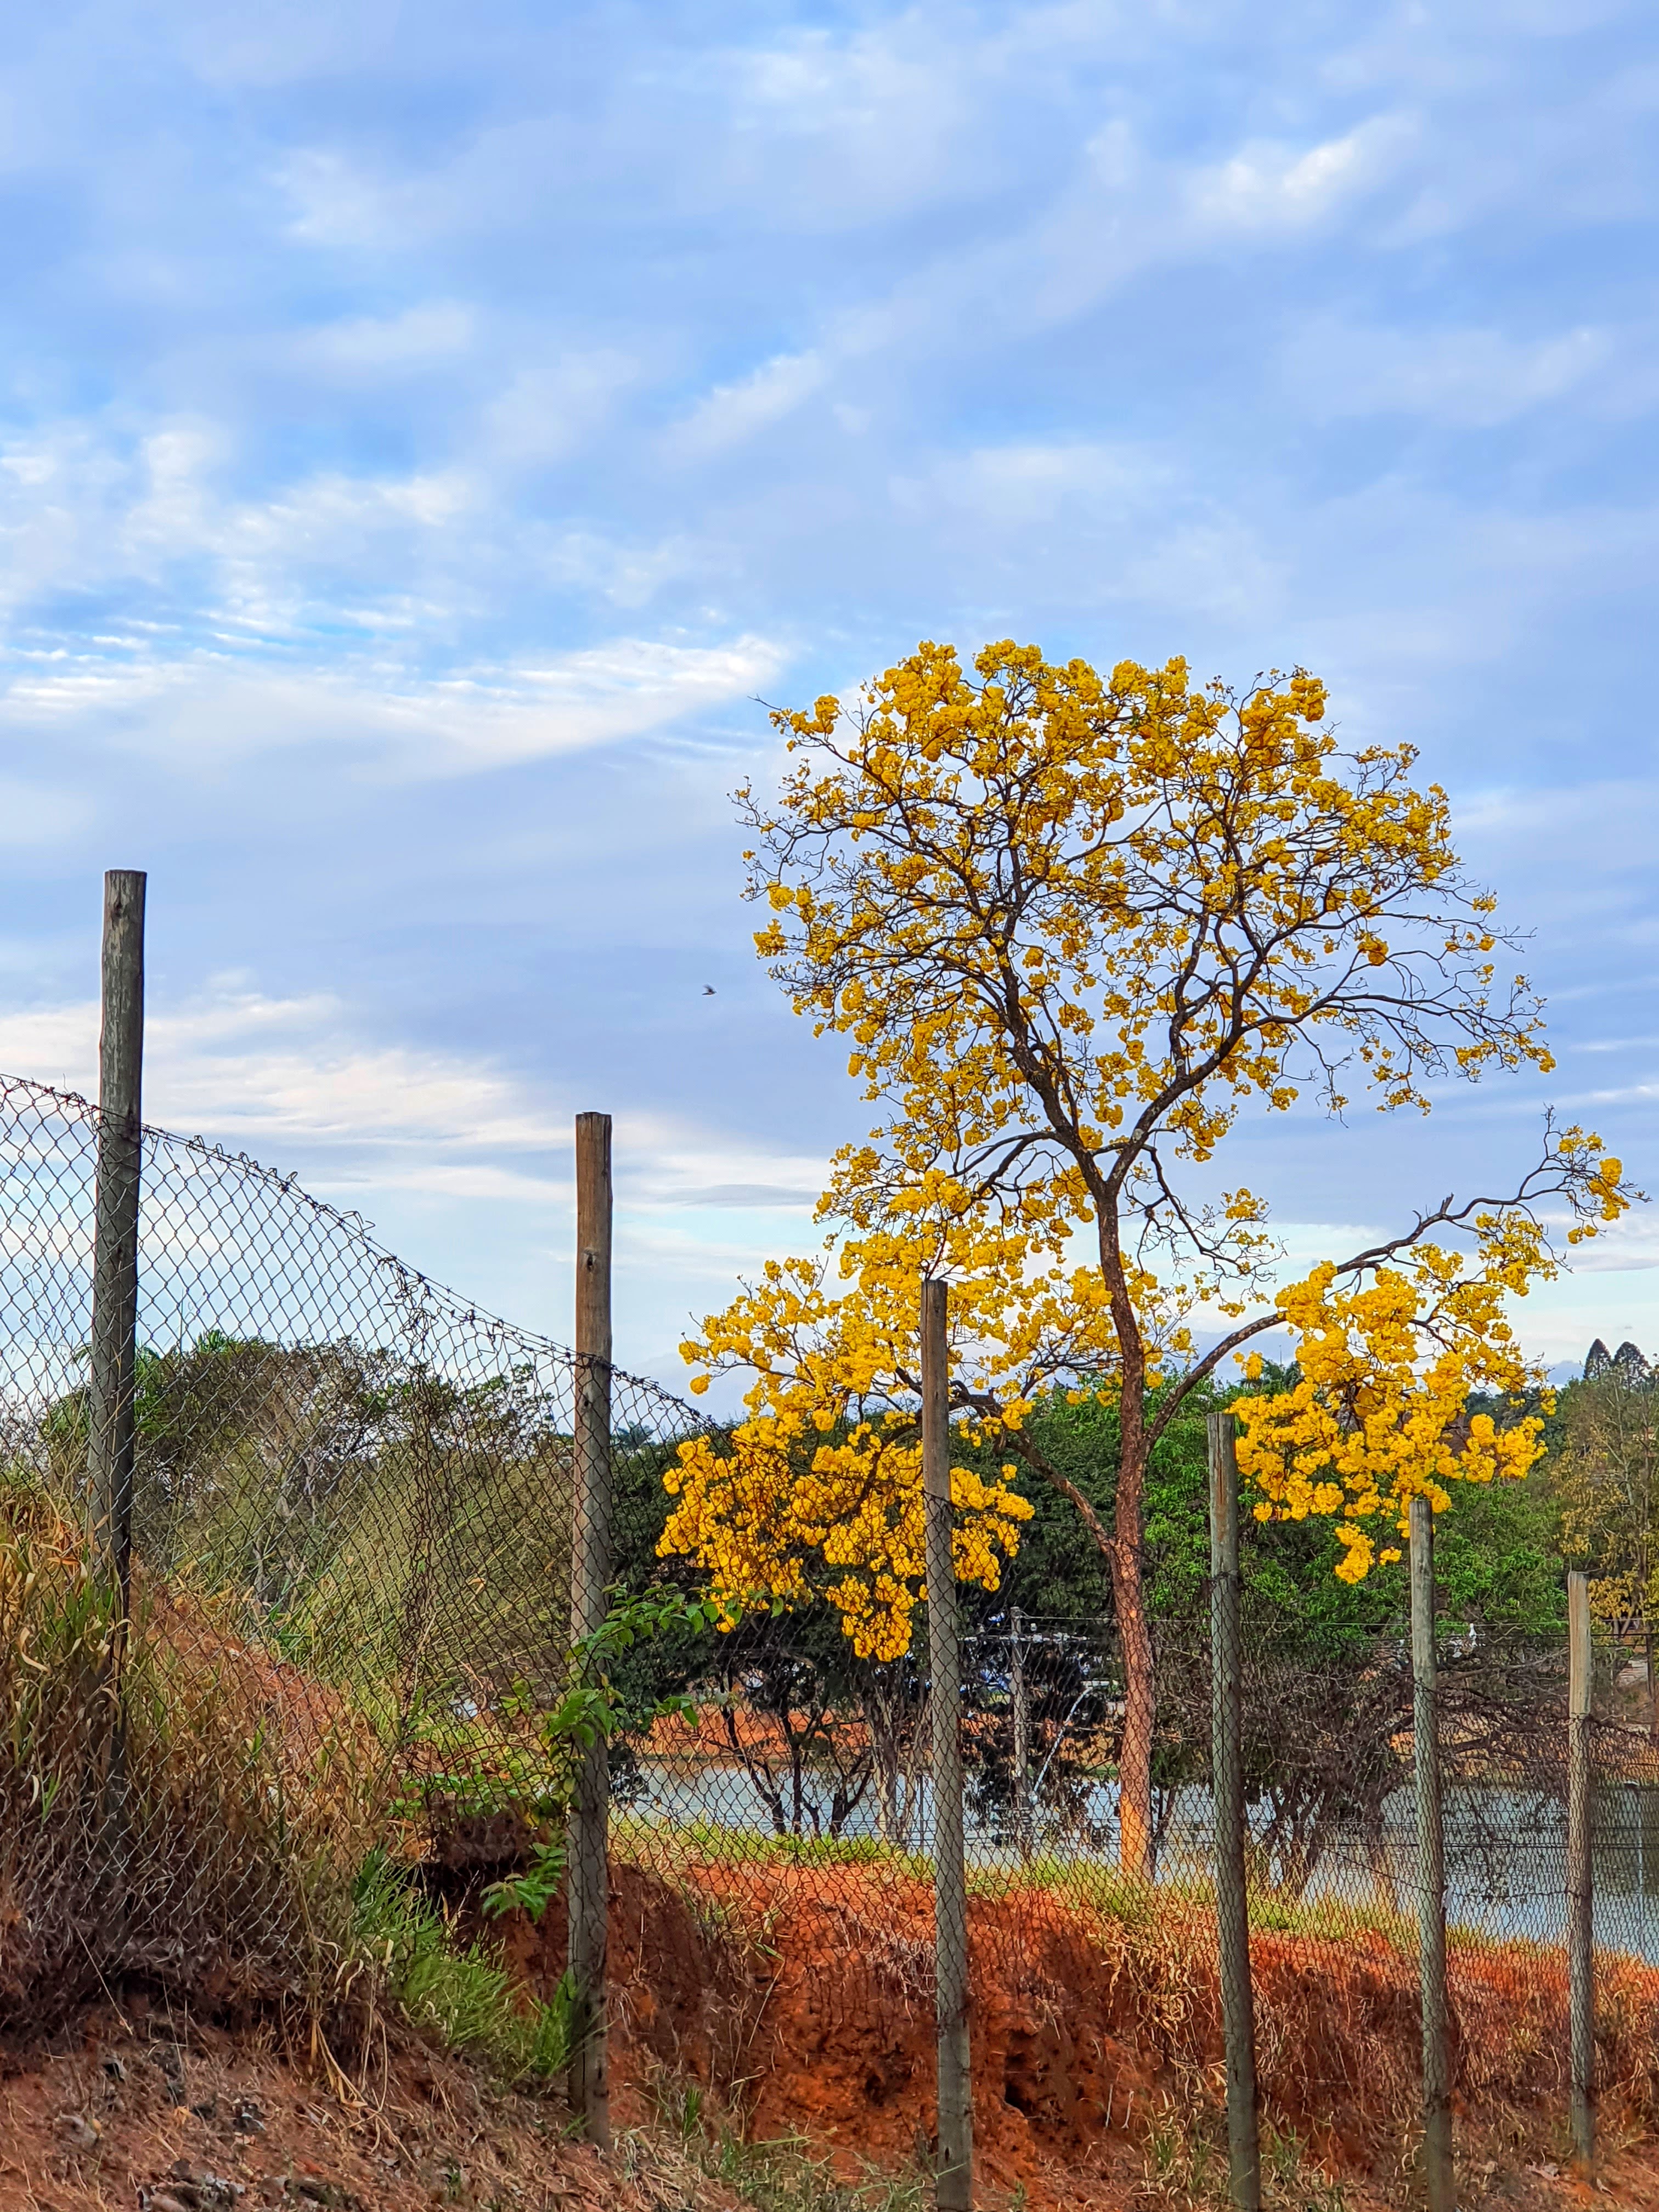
[963,1370,1568,1643]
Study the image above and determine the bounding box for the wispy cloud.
[0,630,789,777]
[669,352,830,460]
[1283,319,1615,428]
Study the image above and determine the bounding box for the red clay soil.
[496,1854,1659,2211]
[4,1891,1659,2212]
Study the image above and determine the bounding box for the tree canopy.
[669,640,1634,1872]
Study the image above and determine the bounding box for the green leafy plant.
[351,1848,573,2083]
[543,1586,725,1749]
[482,1838,567,1923]
[479,1586,725,1921]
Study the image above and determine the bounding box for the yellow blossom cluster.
[664,1414,1030,1662]
[660,1178,1171,1657]
[1235,1144,1627,1579]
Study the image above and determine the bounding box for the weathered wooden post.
[87,869,145,1915]
[1567,1569,1595,2171]
[87,869,145,1608]
[922,1278,973,2210]
[567,1112,613,2146]
[1009,1605,1032,1864]
[1409,1493,1454,2212]
[1207,1410,1261,2212]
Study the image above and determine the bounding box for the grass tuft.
[349,1849,572,2085]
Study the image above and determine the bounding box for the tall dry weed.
[0,1470,386,2021]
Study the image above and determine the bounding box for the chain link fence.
[2,1064,1656,2199]
[0,1072,702,2023]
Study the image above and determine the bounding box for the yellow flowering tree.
[672,640,1634,1875]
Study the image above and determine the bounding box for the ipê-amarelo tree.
[670,640,1633,1876]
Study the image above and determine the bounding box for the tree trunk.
[1647,1611,1657,1748]
[1091,1182,1156,1881]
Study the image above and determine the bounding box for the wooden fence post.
[87,869,145,1606]
[88,869,145,1922]
[567,1112,613,2147]
[1009,1605,1032,1864]
[1207,1412,1261,2212]
[1567,1569,1595,2171]
[1409,1493,1454,2212]
[922,1278,973,2211]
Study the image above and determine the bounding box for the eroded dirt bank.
[10,1856,1659,2210]
[496,1854,1659,2210]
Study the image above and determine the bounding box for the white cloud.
[0,622,789,777]
[0,987,829,1200]
[0,985,831,1368]
[462,634,789,765]
[0,417,477,635]
[1187,115,1413,235]
[273,146,404,248]
[610,1109,827,1212]
[1285,318,1612,427]
[0,990,556,1150]
[668,351,830,459]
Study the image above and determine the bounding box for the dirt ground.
[0,2004,615,2211]
[0,1996,1654,2212]
[7,1850,1659,2212]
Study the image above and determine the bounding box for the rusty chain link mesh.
[3,1068,1656,2150]
[612,1586,1659,2142]
[0,1073,701,2019]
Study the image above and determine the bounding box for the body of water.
[627,1760,1659,1962]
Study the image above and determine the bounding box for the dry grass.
[0,1468,383,2019]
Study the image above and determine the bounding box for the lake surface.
[627,1760,1659,1962]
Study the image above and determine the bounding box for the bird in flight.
[702,985,716,996]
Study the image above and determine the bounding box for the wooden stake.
[87,870,145,1607]
[1567,1569,1595,2171]
[1009,1605,1032,1864]
[1207,1412,1261,2212]
[1410,1494,1454,2212]
[923,1279,973,2211]
[567,1111,613,2147]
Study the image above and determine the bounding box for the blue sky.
[1,0,1656,1388]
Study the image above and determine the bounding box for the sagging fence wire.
[0,1070,704,2021]
[1,1065,1657,2200]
